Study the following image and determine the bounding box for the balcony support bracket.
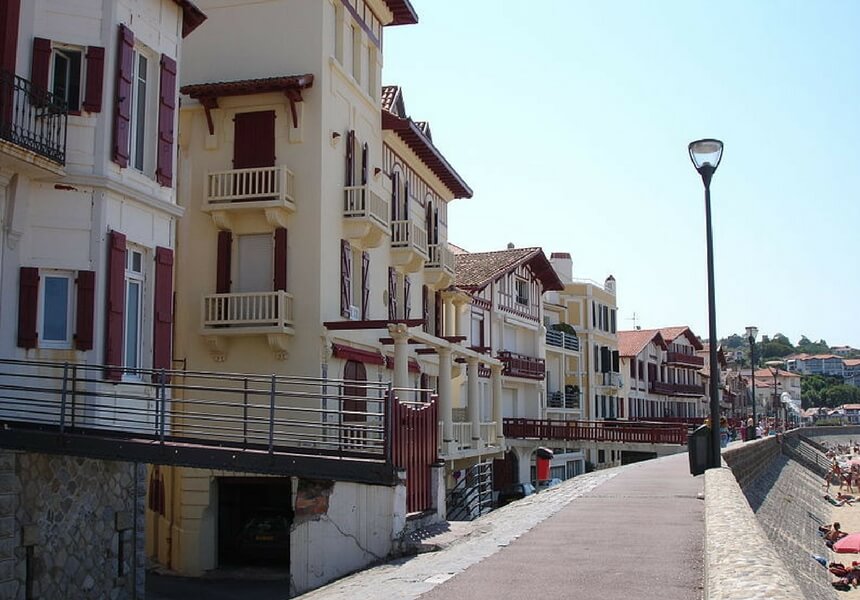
[264,206,290,229]
[209,210,232,231]
[267,333,290,358]
[201,97,219,136]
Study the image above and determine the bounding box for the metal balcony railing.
[548,390,580,410]
[343,184,389,229]
[498,351,545,380]
[0,70,67,164]
[545,329,580,351]
[206,165,295,205]
[503,418,688,445]
[202,290,294,330]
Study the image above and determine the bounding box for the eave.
[383,0,419,25]
[173,0,207,37]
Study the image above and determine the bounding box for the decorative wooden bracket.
[285,89,303,128]
[201,97,219,135]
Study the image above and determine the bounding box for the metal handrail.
[0,70,67,164]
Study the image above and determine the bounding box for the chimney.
[506,242,515,249]
[550,252,572,284]
[604,274,616,294]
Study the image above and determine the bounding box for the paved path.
[300,452,704,600]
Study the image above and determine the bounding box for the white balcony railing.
[391,219,428,257]
[426,243,455,273]
[206,165,295,205]
[438,420,500,455]
[343,185,389,229]
[480,421,498,446]
[202,291,294,330]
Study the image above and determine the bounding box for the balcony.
[648,381,706,397]
[343,184,389,248]
[203,165,296,230]
[438,420,499,456]
[545,329,580,352]
[547,389,580,410]
[665,351,704,368]
[0,70,67,174]
[503,418,688,445]
[390,219,428,272]
[601,372,623,388]
[425,242,455,288]
[201,291,294,357]
[498,351,545,380]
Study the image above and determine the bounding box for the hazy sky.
[383,1,860,348]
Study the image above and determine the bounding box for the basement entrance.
[621,451,658,466]
[218,477,293,567]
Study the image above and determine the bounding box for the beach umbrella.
[834,533,860,554]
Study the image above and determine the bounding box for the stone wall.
[0,450,145,600]
[721,435,782,488]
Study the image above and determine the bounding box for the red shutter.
[345,130,355,186]
[404,275,411,319]
[155,54,176,187]
[113,24,134,168]
[153,247,173,377]
[31,37,51,92]
[434,291,443,337]
[391,171,400,221]
[360,142,368,185]
[403,178,410,218]
[422,285,429,333]
[216,230,232,293]
[273,228,287,291]
[0,0,21,75]
[361,250,370,320]
[16,267,38,349]
[388,266,397,321]
[74,270,95,350]
[82,46,105,112]
[340,239,351,317]
[104,230,126,380]
[233,110,275,169]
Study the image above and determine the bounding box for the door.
[233,111,276,169]
[237,234,272,293]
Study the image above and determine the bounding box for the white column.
[391,324,410,396]
[467,357,481,448]
[438,346,454,453]
[492,364,503,442]
[443,297,455,337]
[454,299,468,339]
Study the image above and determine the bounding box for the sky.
[382,1,860,348]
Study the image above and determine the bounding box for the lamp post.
[765,361,783,432]
[745,326,758,439]
[689,138,724,469]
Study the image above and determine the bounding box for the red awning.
[331,342,385,366]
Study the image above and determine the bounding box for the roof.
[180,74,314,100]
[787,352,843,361]
[618,330,667,358]
[173,0,207,37]
[625,326,704,351]
[845,359,860,367]
[454,247,564,292]
[383,0,419,26]
[381,85,472,199]
[752,368,801,379]
[843,404,860,411]
[448,242,470,255]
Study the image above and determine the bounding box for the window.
[334,2,344,63]
[124,248,145,374]
[350,25,360,80]
[515,278,529,305]
[51,46,82,111]
[129,49,151,172]
[366,43,377,98]
[38,271,74,348]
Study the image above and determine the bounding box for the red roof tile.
[618,330,667,357]
[845,359,860,367]
[454,247,564,292]
[180,74,314,99]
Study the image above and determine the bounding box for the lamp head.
[689,139,724,186]
[745,325,758,340]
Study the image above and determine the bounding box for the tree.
[722,334,745,350]
[796,335,829,355]
[825,385,860,405]
[760,340,794,360]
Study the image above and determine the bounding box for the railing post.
[59,362,69,435]
[268,374,276,454]
[70,364,78,428]
[384,381,394,465]
[243,378,249,447]
[158,369,167,444]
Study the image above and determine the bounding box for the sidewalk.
[299,452,704,600]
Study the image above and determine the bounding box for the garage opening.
[218,477,293,567]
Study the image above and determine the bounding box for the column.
[390,324,410,395]
[454,298,468,339]
[443,296,455,337]
[491,364,503,442]
[437,346,454,453]
[467,357,481,448]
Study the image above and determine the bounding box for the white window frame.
[38,270,74,349]
[123,247,146,378]
[515,278,529,306]
[334,2,345,63]
[50,44,83,112]
[351,24,361,83]
[129,46,155,175]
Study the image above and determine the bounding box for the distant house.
[842,404,860,425]
[785,353,845,377]
[845,359,860,388]
[833,346,858,357]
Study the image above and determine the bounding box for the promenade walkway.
[299,452,704,600]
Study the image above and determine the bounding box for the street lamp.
[745,325,758,439]
[765,361,784,432]
[689,138,724,469]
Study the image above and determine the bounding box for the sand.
[824,484,860,595]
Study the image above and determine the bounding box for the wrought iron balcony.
[343,184,389,247]
[0,70,67,165]
[498,351,545,380]
[665,351,704,368]
[545,329,580,352]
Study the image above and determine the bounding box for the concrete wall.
[0,451,144,600]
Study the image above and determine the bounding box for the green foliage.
[802,374,860,408]
[759,340,794,360]
[796,335,830,355]
[551,322,577,336]
[722,334,745,350]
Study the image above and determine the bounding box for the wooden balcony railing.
[648,381,706,397]
[206,165,295,206]
[503,418,688,445]
[391,219,428,257]
[545,329,580,351]
[426,242,454,273]
[344,184,389,229]
[202,290,294,331]
[665,351,704,368]
[498,351,545,380]
[0,70,67,164]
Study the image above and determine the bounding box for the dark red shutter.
[434,291,443,337]
[345,130,355,185]
[340,239,351,317]
[274,228,287,291]
[113,24,134,168]
[422,285,429,333]
[403,178,410,218]
[233,110,275,169]
[31,37,51,91]
[155,54,176,187]
[388,266,397,320]
[360,142,368,185]
[216,230,232,293]
[104,230,126,379]
[404,275,411,319]
[361,250,370,320]
[391,171,400,220]
[153,247,173,378]
[82,46,105,112]
[0,0,20,75]
[74,270,95,350]
[16,267,38,349]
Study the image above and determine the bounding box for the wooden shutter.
[216,230,232,293]
[104,230,126,380]
[600,346,611,374]
[0,0,21,76]
[403,275,411,319]
[233,110,275,169]
[388,266,397,320]
[390,171,399,221]
[403,178,410,218]
[345,130,355,186]
[340,239,351,317]
[113,24,134,168]
[360,142,368,185]
[612,350,620,373]
[74,270,95,351]
[16,267,38,349]
[31,37,51,91]
[155,54,176,187]
[434,290,443,337]
[82,46,105,112]
[422,285,430,333]
[153,247,173,378]
[273,227,287,291]
[361,250,370,320]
